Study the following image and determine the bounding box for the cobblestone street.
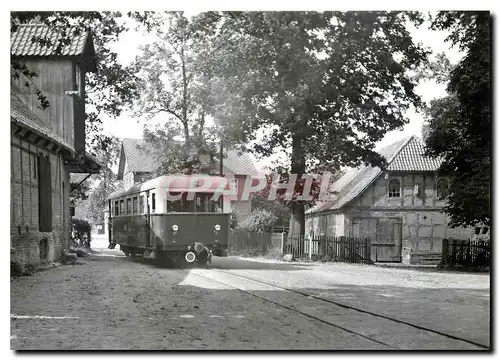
[10,243,490,350]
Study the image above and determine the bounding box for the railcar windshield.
[166,192,222,213]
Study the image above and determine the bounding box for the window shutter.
[38,155,52,232]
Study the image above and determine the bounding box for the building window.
[151,193,156,213]
[126,198,132,214]
[133,197,138,214]
[38,155,52,232]
[436,178,449,199]
[139,195,144,214]
[388,179,401,198]
[114,201,119,216]
[119,200,125,215]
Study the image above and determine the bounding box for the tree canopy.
[424,11,491,228]
[132,12,226,173]
[193,11,429,235]
[74,135,122,224]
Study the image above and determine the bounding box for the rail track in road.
[191,268,489,351]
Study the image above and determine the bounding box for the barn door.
[373,218,402,262]
[38,155,52,232]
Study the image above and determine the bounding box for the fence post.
[451,239,457,266]
[281,232,286,254]
[441,238,448,266]
[339,236,346,261]
[365,237,371,264]
[309,235,313,260]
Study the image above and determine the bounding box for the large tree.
[424,11,491,227]
[197,11,429,236]
[132,12,225,174]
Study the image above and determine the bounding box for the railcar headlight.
[172,225,179,231]
[214,224,221,231]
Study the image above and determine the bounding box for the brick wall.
[11,135,70,265]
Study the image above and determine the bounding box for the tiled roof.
[222,149,258,176]
[307,135,443,214]
[11,93,75,151]
[122,138,159,174]
[11,24,89,57]
[387,136,443,172]
[119,138,258,177]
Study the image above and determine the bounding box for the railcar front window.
[183,198,195,212]
[167,192,182,212]
[152,193,156,213]
[114,201,119,216]
[119,200,124,215]
[167,192,210,213]
[139,195,144,214]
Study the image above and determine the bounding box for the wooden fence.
[284,235,372,264]
[228,230,280,256]
[229,231,373,265]
[441,238,491,268]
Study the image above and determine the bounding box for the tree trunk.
[289,133,306,238]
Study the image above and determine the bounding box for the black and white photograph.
[8,7,491,351]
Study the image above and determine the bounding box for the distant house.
[11,24,100,265]
[116,138,259,222]
[305,136,475,265]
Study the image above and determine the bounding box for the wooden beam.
[27,132,39,143]
[11,125,20,136]
[17,127,28,137]
[45,142,55,151]
[36,137,46,147]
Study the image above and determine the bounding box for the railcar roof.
[108,174,231,200]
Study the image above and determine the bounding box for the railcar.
[107,174,232,266]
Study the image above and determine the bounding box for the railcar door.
[145,190,152,248]
[107,199,115,249]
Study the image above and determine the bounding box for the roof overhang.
[65,152,101,174]
[70,173,94,191]
[11,118,74,157]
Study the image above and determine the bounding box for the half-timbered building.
[305,135,476,265]
[11,24,100,265]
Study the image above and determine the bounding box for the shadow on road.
[88,248,313,271]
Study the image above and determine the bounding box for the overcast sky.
[101,13,463,172]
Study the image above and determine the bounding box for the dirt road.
[10,248,490,350]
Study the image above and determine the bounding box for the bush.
[237,209,278,232]
[11,261,36,277]
[70,218,92,248]
[230,211,238,230]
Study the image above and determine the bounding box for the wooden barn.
[11,24,100,265]
[305,136,476,265]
